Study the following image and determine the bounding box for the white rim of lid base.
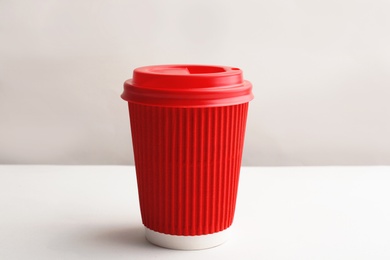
[145,227,230,250]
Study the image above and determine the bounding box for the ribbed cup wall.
[128,103,249,236]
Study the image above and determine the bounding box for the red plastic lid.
[121,64,253,107]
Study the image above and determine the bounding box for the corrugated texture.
[128,103,249,236]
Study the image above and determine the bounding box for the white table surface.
[1,165,390,260]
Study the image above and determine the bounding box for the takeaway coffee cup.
[121,65,253,250]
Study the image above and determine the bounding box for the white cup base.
[145,227,230,250]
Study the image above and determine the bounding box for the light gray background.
[1,0,390,165]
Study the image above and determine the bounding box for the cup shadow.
[89,225,155,250]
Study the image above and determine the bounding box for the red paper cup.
[121,65,253,250]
